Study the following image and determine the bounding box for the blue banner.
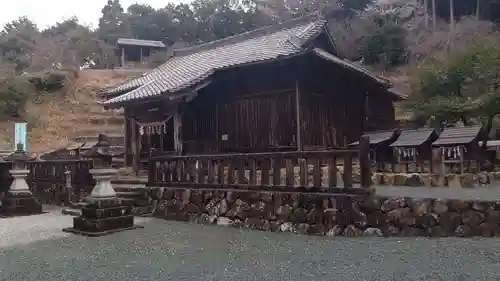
[14,122,27,151]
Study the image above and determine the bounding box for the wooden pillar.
[432,0,437,31]
[124,107,131,167]
[131,117,139,176]
[295,80,302,151]
[121,47,125,68]
[358,136,371,188]
[173,105,183,156]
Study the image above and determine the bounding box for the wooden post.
[131,117,139,176]
[148,148,155,184]
[459,146,464,173]
[441,147,446,175]
[432,0,437,31]
[173,105,183,156]
[295,80,302,151]
[358,136,371,188]
[121,47,125,68]
[124,108,131,167]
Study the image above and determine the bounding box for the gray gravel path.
[2,209,500,281]
[375,185,500,201]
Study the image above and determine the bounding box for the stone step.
[116,191,143,199]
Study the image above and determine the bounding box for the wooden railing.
[0,160,95,206]
[147,137,371,192]
[28,160,95,205]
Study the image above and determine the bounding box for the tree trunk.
[432,0,437,32]
[460,116,469,126]
[450,0,455,50]
[424,0,429,28]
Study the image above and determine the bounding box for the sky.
[0,0,187,30]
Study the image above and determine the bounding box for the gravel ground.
[1,209,500,281]
[375,185,500,200]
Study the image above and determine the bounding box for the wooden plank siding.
[122,53,396,174]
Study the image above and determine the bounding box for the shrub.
[0,74,35,118]
[28,71,68,92]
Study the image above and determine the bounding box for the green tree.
[404,41,500,141]
[98,0,129,44]
[358,14,407,68]
[0,17,40,72]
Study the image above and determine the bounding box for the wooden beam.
[295,80,302,151]
[121,47,125,68]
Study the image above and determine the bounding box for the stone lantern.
[0,143,42,216]
[63,134,142,236]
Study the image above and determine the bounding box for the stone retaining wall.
[372,172,500,188]
[146,187,500,237]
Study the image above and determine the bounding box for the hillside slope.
[0,69,144,153]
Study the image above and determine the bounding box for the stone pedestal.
[0,169,42,217]
[63,168,142,237]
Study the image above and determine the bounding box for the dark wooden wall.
[182,61,298,154]
[124,52,397,159]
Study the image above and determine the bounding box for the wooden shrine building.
[432,125,484,174]
[101,14,402,173]
[116,38,166,68]
[390,128,439,173]
[349,129,400,171]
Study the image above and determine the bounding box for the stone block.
[459,173,478,189]
[393,173,408,186]
[382,173,395,185]
[371,173,383,185]
[446,174,461,188]
[0,192,43,217]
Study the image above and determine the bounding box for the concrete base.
[63,197,142,237]
[0,191,43,217]
[62,225,143,237]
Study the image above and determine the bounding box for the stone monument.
[63,134,142,236]
[0,143,42,217]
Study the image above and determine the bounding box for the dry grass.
[0,69,144,153]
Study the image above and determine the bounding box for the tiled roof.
[117,38,166,48]
[349,130,399,146]
[102,14,328,104]
[312,48,390,85]
[103,14,393,106]
[432,125,482,146]
[390,128,436,147]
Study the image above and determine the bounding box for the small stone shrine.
[63,134,142,236]
[0,143,42,217]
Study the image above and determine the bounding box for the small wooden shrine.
[116,38,166,68]
[432,125,484,174]
[390,128,439,173]
[349,129,400,170]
